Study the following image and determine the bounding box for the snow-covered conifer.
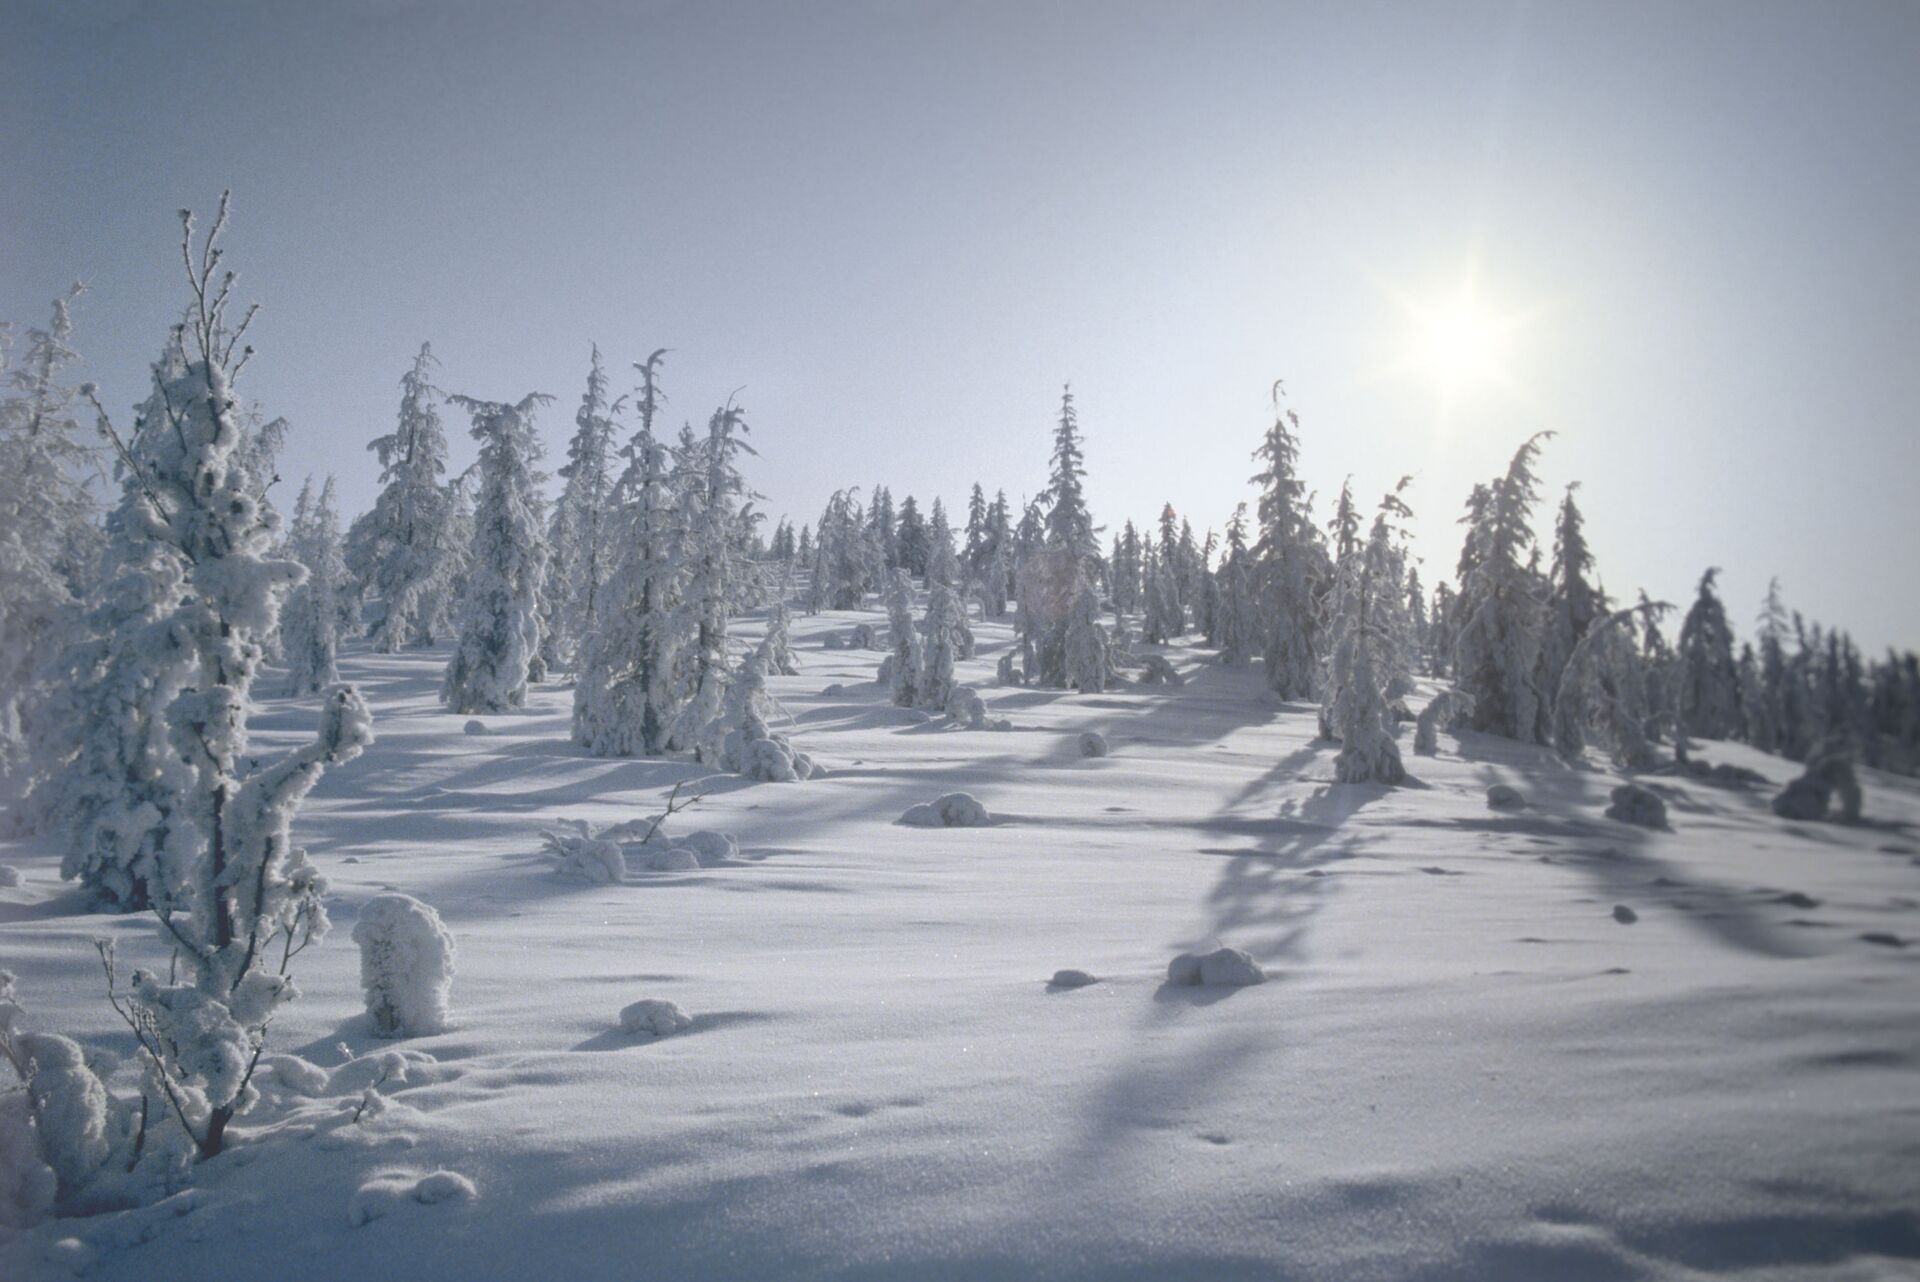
[1677,567,1741,739]
[443,391,552,714]
[1063,574,1110,693]
[1251,384,1322,700]
[1452,433,1553,742]
[886,569,923,708]
[362,343,461,651]
[281,476,349,697]
[542,345,621,672]
[352,893,455,1038]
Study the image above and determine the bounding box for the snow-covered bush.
[542,821,627,883]
[1079,731,1109,758]
[716,648,816,782]
[619,999,692,1037]
[1606,784,1668,829]
[1138,654,1183,686]
[1048,969,1099,989]
[1413,689,1473,755]
[945,686,987,728]
[885,570,923,708]
[763,600,800,675]
[351,894,455,1038]
[463,718,491,736]
[1772,750,1862,823]
[900,793,992,828]
[0,866,19,889]
[443,391,552,714]
[1486,784,1526,810]
[1063,576,1111,693]
[1166,947,1266,987]
[849,622,879,650]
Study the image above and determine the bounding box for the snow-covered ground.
[4,608,1918,1281]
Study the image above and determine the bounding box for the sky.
[6,0,1918,650]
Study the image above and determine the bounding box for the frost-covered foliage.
[359,343,463,651]
[1678,568,1741,740]
[352,894,455,1037]
[807,488,878,612]
[671,404,757,762]
[1413,689,1473,755]
[542,821,628,883]
[886,569,923,708]
[280,476,350,697]
[0,284,99,781]
[574,352,684,757]
[1453,432,1553,742]
[443,391,552,715]
[1539,484,1600,708]
[1251,385,1323,700]
[542,346,621,673]
[717,647,816,781]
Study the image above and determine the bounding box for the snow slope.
[3,607,1918,1281]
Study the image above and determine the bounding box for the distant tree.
[281,476,350,697]
[1250,383,1322,700]
[1452,432,1553,742]
[361,343,461,651]
[543,346,621,672]
[1677,567,1741,739]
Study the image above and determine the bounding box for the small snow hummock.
[0,865,20,888]
[462,719,491,736]
[1079,731,1109,758]
[1613,904,1639,924]
[1167,947,1267,987]
[1606,784,1669,829]
[352,893,456,1038]
[349,1168,478,1226]
[1048,969,1099,989]
[900,793,992,828]
[619,998,692,1037]
[1486,784,1526,810]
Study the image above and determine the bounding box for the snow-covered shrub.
[619,999,691,1038]
[1486,784,1526,810]
[1138,654,1183,686]
[1079,731,1109,758]
[1166,947,1266,987]
[885,570,923,708]
[0,866,19,889]
[1063,576,1111,693]
[716,649,816,782]
[642,845,700,872]
[945,686,987,728]
[1048,969,1098,989]
[899,793,992,828]
[1606,784,1668,829]
[352,894,455,1038]
[849,622,879,650]
[463,718,491,736]
[763,601,800,675]
[996,651,1024,686]
[542,822,627,883]
[1413,690,1473,755]
[0,1087,56,1232]
[1772,751,1862,823]
[823,632,845,651]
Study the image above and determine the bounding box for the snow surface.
[3,605,1919,1280]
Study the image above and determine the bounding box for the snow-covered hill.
[4,608,1917,1281]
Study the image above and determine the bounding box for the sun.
[1409,289,1513,396]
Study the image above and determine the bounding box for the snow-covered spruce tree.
[1427,580,1456,679]
[1142,545,1182,644]
[281,476,349,697]
[895,495,929,578]
[1551,602,1667,769]
[1111,519,1143,617]
[0,285,99,781]
[1405,566,1429,669]
[1251,384,1323,700]
[963,483,989,578]
[885,569,924,707]
[1749,578,1791,754]
[673,404,757,762]
[542,345,621,673]
[1217,505,1260,665]
[1540,483,1601,704]
[1063,573,1111,693]
[926,497,958,589]
[1452,432,1553,742]
[573,350,687,757]
[443,391,553,714]
[1018,385,1106,686]
[1678,567,1742,740]
[54,200,376,1166]
[360,343,461,651]
[919,576,967,711]
[982,490,1015,618]
[867,485,898,571]
[1322,537,1405,785]
[763,599,800,675]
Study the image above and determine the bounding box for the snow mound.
[988,718,1013,732]
[542,822,626,883]
[348,1169,478,1227]
[1138,654,1184,686]
[1606,784,1669,829]
[261,1053,332,1097]
[900,793,992,828]
[677,830,738,864]
[1486,784,1526,810]
[0,1090,56,1234]
[352,893,456,1037]
[1048,969,1099,989]
[1613,904,1639,924]
[0,865,19,889]
[462,719,491,736]
[1079,731,1109,758]
[619,998,692,1037]
[946,686,987,728]
[1167,947,1267,987]
[643,846,700,872]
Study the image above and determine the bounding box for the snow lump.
[352,893,456,1037]
[620,998,693,1038]
[900,793,992,828]
[1167,947,1267,987]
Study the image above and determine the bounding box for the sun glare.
[1411,291,1512,396]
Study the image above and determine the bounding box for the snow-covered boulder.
[900,792,992,828]
[1167,947,1266,987]
[1079,731,1109,758]
[462,719,491,736]
[352,893,456,1038]
[1486,784,1526,810]
[619,998,692,1037]
[0,865,20,888]
[1606,784,1668,829]
[542,823,626,883]
[1048,969,1099,989]
[1772,755,1862,823]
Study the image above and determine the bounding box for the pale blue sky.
[7,0,1917,649]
